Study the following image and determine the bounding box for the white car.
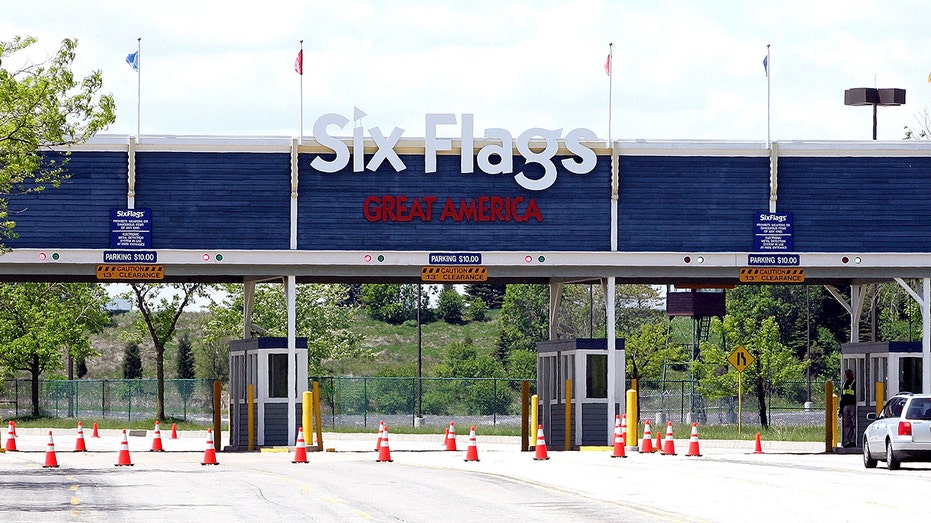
[863,393,931,470]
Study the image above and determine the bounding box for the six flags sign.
[309,112,599,192]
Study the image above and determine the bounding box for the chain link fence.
[636,379,829,427]
[313,376,533,430]
[0,376,830,431]
[0,379,219,423]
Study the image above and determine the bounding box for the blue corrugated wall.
[298,154,612,251]
[617,156,770,252]
[6,151,126,248]
[6,149,931,253]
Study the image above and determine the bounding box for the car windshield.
[906,398,931,420]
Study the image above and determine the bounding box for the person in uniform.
[839,369,856,448]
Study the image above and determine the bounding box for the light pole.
[844,87,905,342]
[844,87,906,140]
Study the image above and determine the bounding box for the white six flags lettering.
[310,112,599,191]
[311,112,599,224]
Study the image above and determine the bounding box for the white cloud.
[1,0,929,141]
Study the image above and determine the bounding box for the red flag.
[604,54,611,76]
[294,49,303,75]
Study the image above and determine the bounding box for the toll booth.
[229,337,308,447]
[536,338,625,450]
[840,341,924,447]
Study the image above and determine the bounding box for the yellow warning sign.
[739,267,805,283]
[421,266,488,282]
[727,345,755,373]
[96,264,165,281]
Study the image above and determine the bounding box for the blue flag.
[126,51,139,71]
[763,55,768,77]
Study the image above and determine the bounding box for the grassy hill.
[82,311,208,380]
[81,309,502,380]
[324,309,501,376]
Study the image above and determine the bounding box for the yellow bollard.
[302,391,313,448]
[565,379,572,451]
[832,394,839,450]
[531,394,539,447]
[824,381,833,453]
[626,389,638,449]
[875,381,884,417]
[247,383,255,452]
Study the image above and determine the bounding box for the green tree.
[122,341,142,379]
[129,283,205,421]
[204,283,366,375]
[625,321,686,383]
[175,332,196,404]
[176,333,195,379]
[494,284,548,364]
[506,348,537,380]
[614,284,666,336]
[436,285,464,324]
[195,334,229,382]
[464,283,506,309]
[465,296,487,322]
[0,36,115,245]
[431,338,510,415]
[361,284,423,325]
[694,316,808,428]
[726,285,845,379]
[0,282,109,416]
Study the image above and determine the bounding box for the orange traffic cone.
[150,420,164,452]
[753,432,764,454]
[654,427,662,453]
[611,416,626,458]
[620,414,628,446]
[201,429,219,465]
[639,420,654,453]
[662,421,676,455]
[5,421,16,451]
[75,421,87,452]
[292,427,308,464]
[115,429,133,466]
[686,422,702,457]
[170,423,178,440]
[11,421,16,437]
[91,422,100,438]
[464,426,480,462]
[376,426,393,462]
[43,431,60,468]
[533,425,549,460]
[375,420,385,451]
[445,422,457,451]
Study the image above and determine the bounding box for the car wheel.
[886,441,901,470]
[863,440,877,468]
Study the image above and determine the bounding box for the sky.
[2,0,930,143]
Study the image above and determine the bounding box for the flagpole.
[136,37,141,143]
[607,42,613,145]
[299,40,304,145]
[766,44,771,149]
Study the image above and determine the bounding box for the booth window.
[900,357,923,394]
[268,353,288,398]
[587,354,607,399]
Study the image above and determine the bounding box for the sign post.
[727,345,755,433]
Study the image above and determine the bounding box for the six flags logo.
[310,111,599,191]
